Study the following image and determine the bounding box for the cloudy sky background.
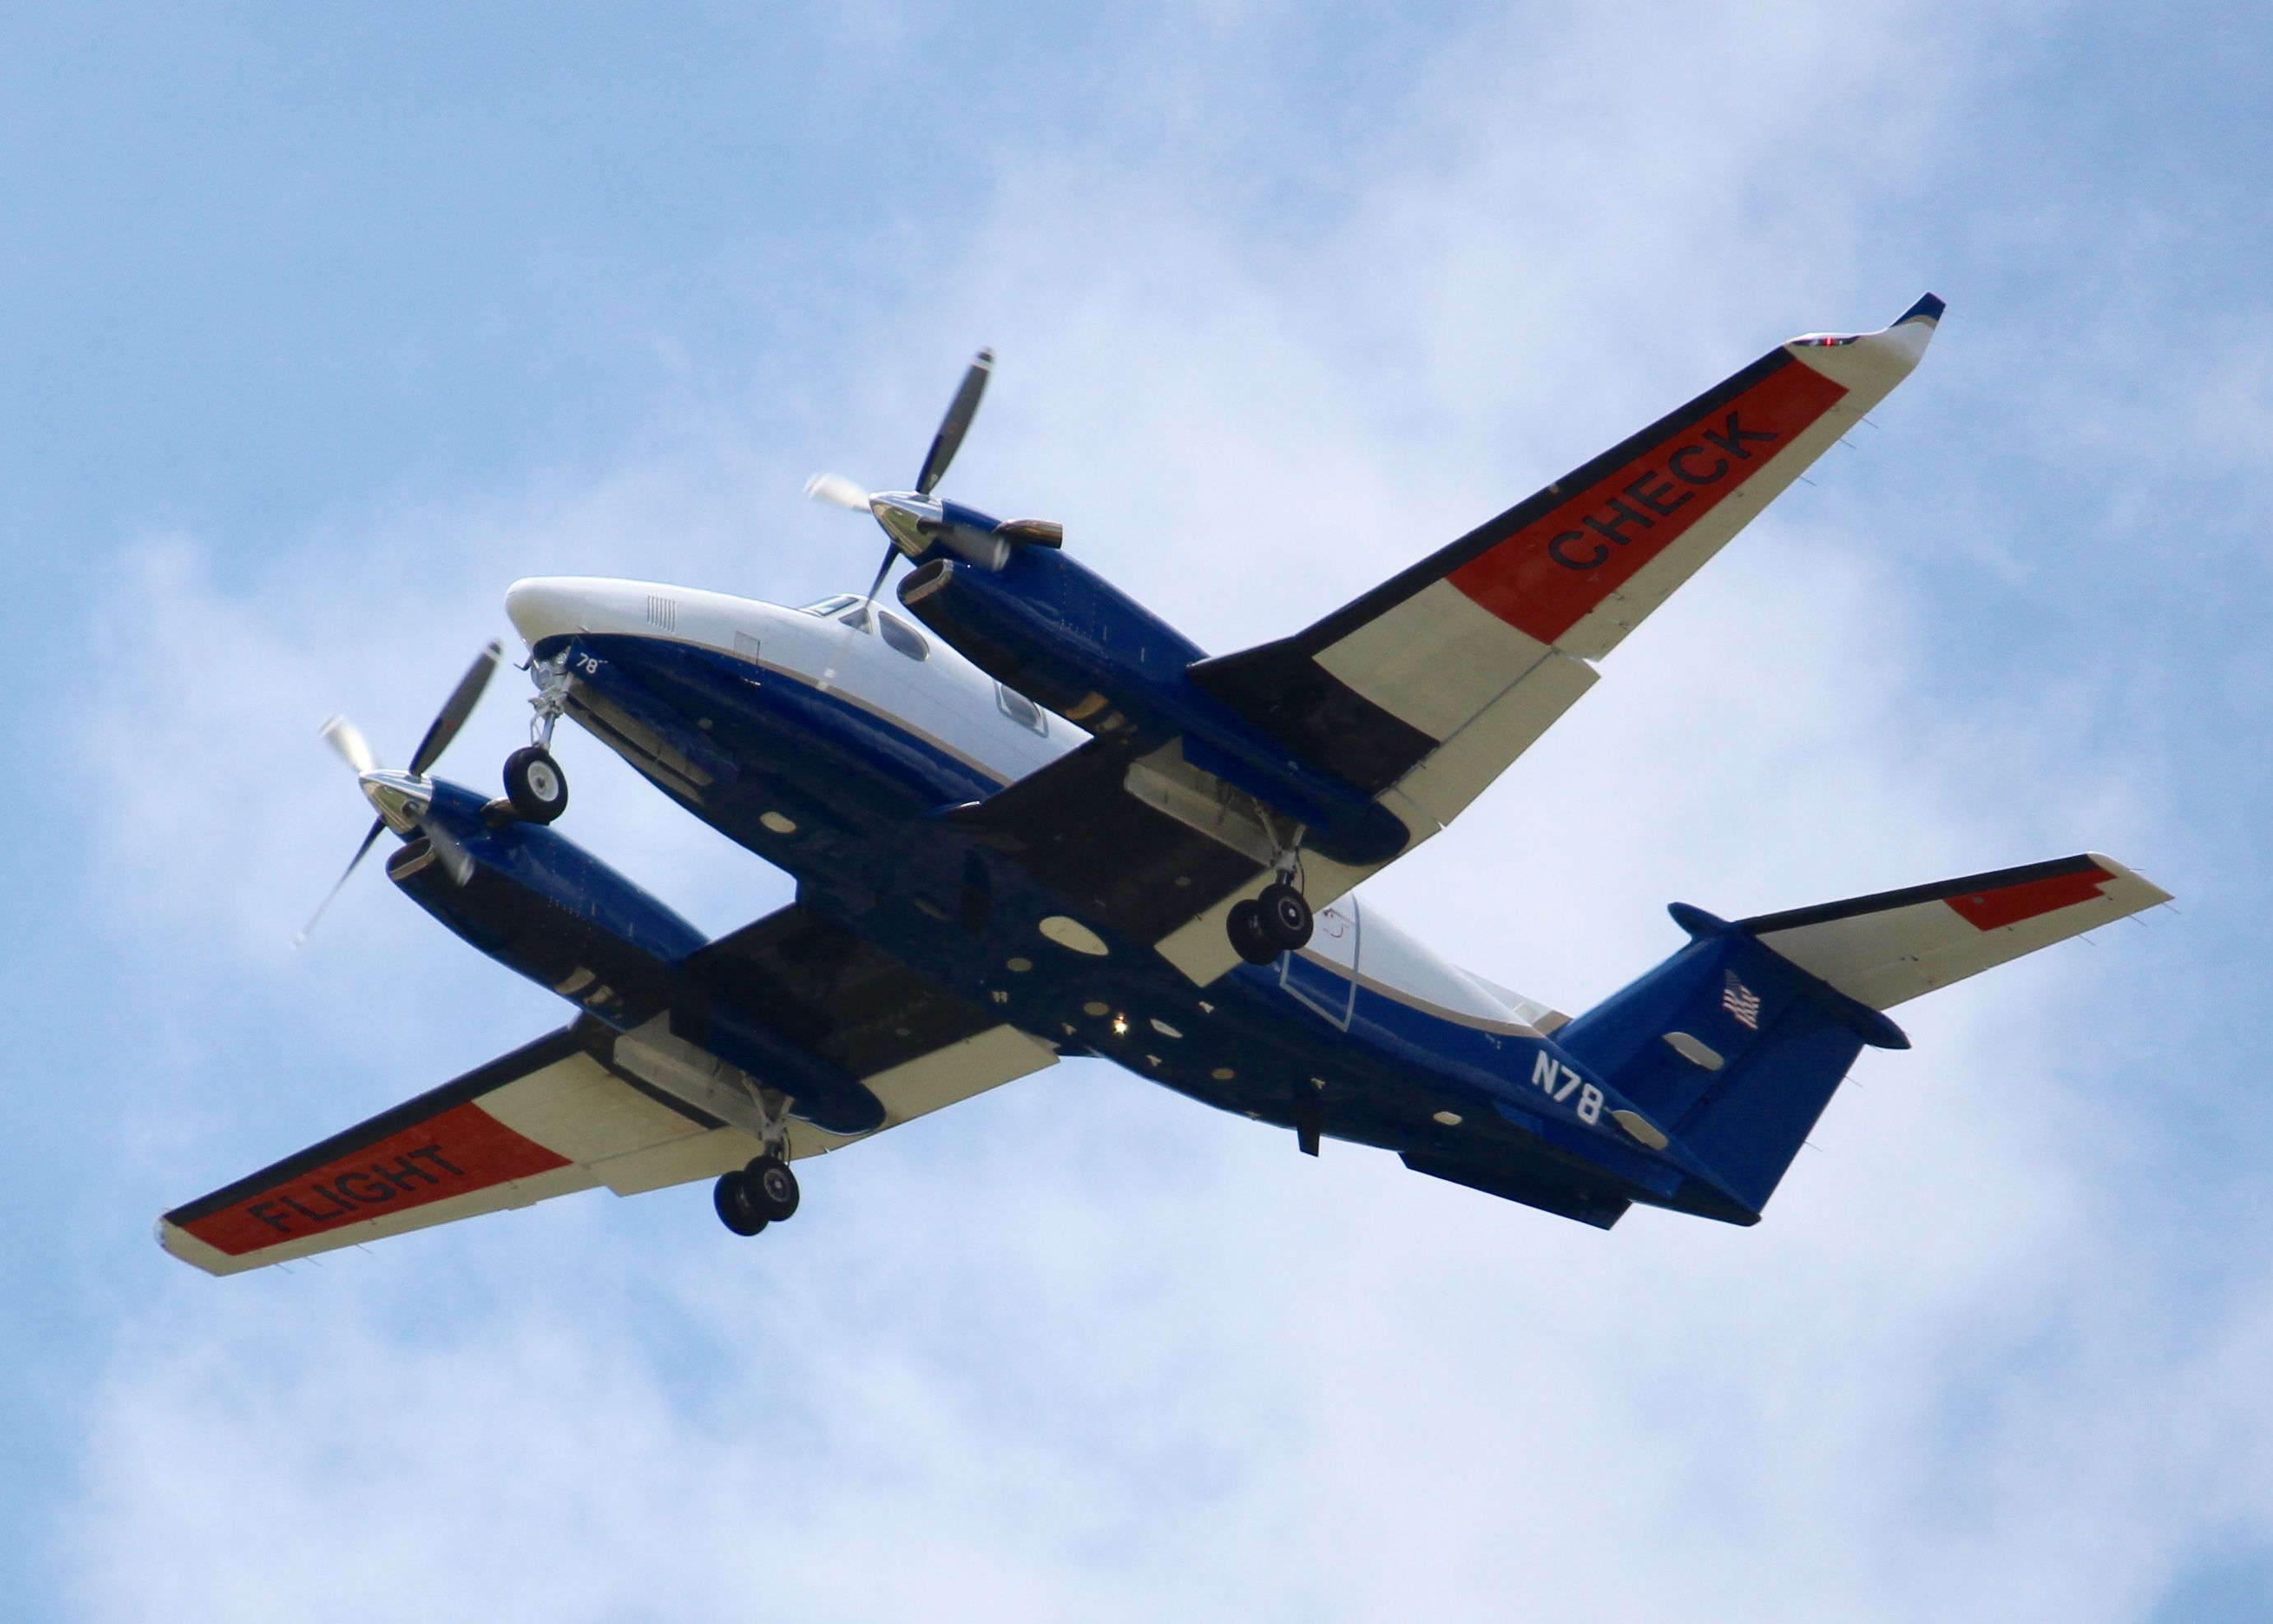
[5,2,2271,1617]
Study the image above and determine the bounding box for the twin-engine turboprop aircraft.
[160,295,2171,1274]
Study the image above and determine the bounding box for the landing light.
[1111,1014,1130,1037]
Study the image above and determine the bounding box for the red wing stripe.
[1944,865,2114,931]
[1446,356,1848,646]
[179,1100,571,1256]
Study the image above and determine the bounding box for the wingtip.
[1897,291,1946,327]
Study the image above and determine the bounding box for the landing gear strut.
[1227,879,1313,964]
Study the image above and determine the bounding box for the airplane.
[158,294,2172,1274]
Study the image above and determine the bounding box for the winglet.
[1895,291,1946,327]
[1784,291,1946,387]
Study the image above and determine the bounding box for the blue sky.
[6,3,2271,1618]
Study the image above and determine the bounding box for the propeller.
[915,347,992,497]
[295,640,501,945]
[804,347,1057,601]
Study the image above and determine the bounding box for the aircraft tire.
[713,1171,770,1237]
[744,1155,800,1223]
[503,746,569,824]
[1227,900,1282,966]
[1257,882,1313,952]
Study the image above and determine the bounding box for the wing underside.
[161,905,1055,1275]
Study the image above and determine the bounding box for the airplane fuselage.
[502,577,1734,1225]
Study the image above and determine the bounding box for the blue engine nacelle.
[898,546,1203,734]
[382,780,888,1135]
[898,547,1411,865]
[385,780,707,1028]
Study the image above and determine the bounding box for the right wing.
[956,298,1947,984]
[1190,294,1948,828]
[160,905,1055,1275]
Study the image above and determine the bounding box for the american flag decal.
[1722,972,1762,1029]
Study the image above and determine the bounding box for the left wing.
[161,905,1055,1275]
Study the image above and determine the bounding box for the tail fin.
[1558,854,2169,1218]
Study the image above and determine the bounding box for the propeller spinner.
[805,348,1061,602]
[295,640,500,944]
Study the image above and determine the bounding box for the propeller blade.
[319,715,380,775]
[914,348,993,497]
[424,819,476,887]
[860,541,897,609]
[294,816,387,947]
[804,472,872,511]
[407,640,502,777]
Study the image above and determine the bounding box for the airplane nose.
[505,578,591,648]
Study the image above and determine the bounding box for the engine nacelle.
[386,781,706,1028]
[898,548,1204,733]
[382,781,888,1135]
[900,549,1411,866]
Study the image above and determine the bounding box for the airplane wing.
[159,906,1055,1275]
[957,297,1946,983]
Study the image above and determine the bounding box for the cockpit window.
[877,612,928,661]
[995,682,1046,735]
[800,594,860,616]
[827,603,927,661]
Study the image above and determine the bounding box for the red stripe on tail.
[1945,865,2113,931]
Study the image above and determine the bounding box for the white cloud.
[55,2,2273,1621]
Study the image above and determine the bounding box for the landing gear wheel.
[743,1154,800,1223]
[503,745,568,824]
[1256,880,1313,952]
[713,1171,769,1237]
[1227,899,1282,966]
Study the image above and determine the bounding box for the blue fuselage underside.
[540,631,1745,1227]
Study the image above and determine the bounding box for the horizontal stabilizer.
[1556,848,2170,1218]
[1741,853,2171,1009]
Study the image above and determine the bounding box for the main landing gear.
[1227,879,1313,965]
[713,1154,801,1237]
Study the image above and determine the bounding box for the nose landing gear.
[503,659,573,823]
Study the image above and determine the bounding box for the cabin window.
[995,683,1046,734]
[877,612,929,661]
